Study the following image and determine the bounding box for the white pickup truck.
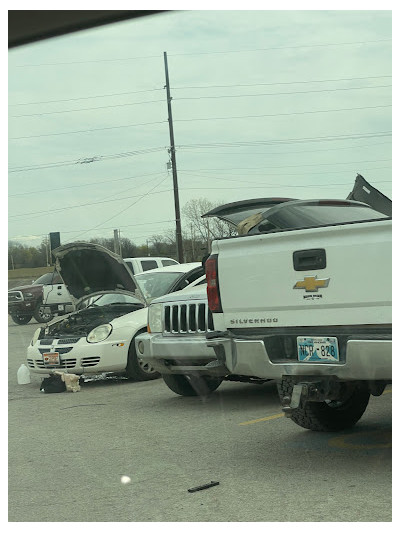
[204,175,392,431]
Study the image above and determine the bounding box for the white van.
[123,257,179,275]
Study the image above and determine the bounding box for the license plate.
[297,337,339,362]
[57,305,64,311]
[42,352,60,366]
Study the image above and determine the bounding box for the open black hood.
[52,242,140,305]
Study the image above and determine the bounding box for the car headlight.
[87,324,113,343]
[148,303,163,333]
[31,327,41,346]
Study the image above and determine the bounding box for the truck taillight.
[205,254,222,313]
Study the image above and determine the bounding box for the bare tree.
[182,198,236,251]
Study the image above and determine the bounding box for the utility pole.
[114,229,121,256]
[164,51,184,263]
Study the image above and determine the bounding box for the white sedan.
[26,242,205,381]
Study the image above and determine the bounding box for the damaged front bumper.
[135,332,229,376]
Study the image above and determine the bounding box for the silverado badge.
[293,276,330,292]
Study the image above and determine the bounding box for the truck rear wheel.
[33,304,54,323]
[278,377,370,432]
[162,374,222,397]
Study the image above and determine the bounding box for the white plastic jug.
[17,364,31,385]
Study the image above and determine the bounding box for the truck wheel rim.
[39,307,52,320]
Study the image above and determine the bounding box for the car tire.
[10,312,32,325]
[33,304,54,323]
[126,335,160,381]
[162,374,222,397]
[277,377,370,432]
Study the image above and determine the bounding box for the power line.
[174,104,391,123]
[11,98,165,118]
[10,187,173,219]
[171,39,392,56]
[180,158,391,172]
[12,38,390,67]
[180,166,392,180]
[11,84,390,118]
[13,54,162,68]
[171,75,392,91]
[9,74,391,107]
[178,131,392,149]
[10,104,390,141]
[8,146,167,172]
[8,131,392,174]
[9,171,166,197]
[9,88,164,106]
[179,139,392,156]
[9,220,176,240]
[176,84,391,102]
[68,175,172,242]
[10,120,168,140]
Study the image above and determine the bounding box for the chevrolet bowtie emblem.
[293,276,330,292]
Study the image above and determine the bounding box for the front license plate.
[43,352,60,366]
[297,337,339,362]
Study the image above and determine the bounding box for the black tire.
[33,304,54,323]
[10,312,32,325]
[162,374,222,397]
[277,377,370,432]
[126,336,160,381]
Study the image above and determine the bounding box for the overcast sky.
[8,8,392,249]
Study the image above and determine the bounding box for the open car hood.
[202,175,391,234]
[52,242,144,306]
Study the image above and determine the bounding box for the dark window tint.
[141,260,158,271]
[266,202,388,231]
[161,259,177,267]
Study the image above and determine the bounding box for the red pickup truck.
[8,272,68,325]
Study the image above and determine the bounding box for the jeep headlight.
[87,324,113,343]
[31,327,41,346]
[148,303,163,333]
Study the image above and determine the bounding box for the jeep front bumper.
[135,332,229,376]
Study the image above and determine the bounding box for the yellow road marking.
[239,389,391,426]
[329,431,392,450]
[239,413,284,426]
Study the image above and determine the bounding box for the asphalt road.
[8,318,392,522]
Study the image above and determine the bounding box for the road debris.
[188,481,220,493]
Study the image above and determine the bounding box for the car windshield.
[135,271,185,303]
[79,292,141,309]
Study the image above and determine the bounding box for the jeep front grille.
[164,302,214,334]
